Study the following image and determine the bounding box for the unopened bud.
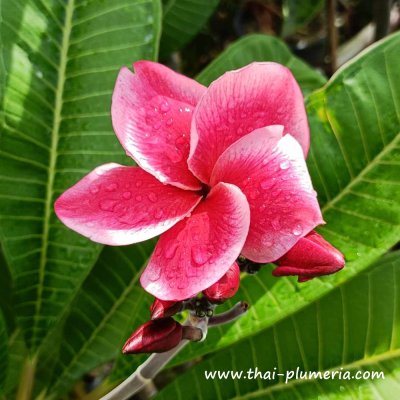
[150,298,183,319]
[203,262,240,303]
[122,318,182,354]
[273,231,345,282]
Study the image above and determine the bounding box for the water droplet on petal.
[153,121,162,130]
[160,101,170,112]
[191,244,211,266]
[90,184,99,194]
[106,183,118,192]
[135,195,142,201]
[135,180,142,188]
[100,199,118,212]
[292,224,303,236]
[260,180,270,190]
[271,217,281,230]
[165,242,179,259]
[148,192,158,203]
[122,191,132,199]
[154,209,164,219]
[280,160,290,170]
[166,117,173,126]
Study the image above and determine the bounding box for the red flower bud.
[122,318,183,354]
[150,298,183,319]
[203,262,240,303]
[273,231,344,282]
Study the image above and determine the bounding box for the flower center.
[200,183,210,198]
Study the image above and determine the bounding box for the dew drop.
[90,184,99,194]
[191,244,211,266]
[168,150,183,163]
[154,209,164,219]
[165,243,179,259]
[292,224,303,236]
[35,70,43,79]
[135,180,143,188]
[280,160,290,170]
[160,101,170,112]
[271,217,281,230]
[106,183,118,192]
[122,191,132,199]
[135,195,142,201]
[153,121,162,130]
[100,199,117,212]
[148,192,158,203]
[184,107,191,113]
[260,180,270,190]
[166,117,173,126]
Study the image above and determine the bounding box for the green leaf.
[0,0,161,353]
[0,310,8,393]
[156,251,400,399]
[42,242,155,398]
[0,246,15,333]
[2,331,27,397]
[282,0,324,37]
[196,34,326,96]
[161,31,400,367]
[160,0,219,58]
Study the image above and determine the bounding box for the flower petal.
[140,183,250,301]
[210,127,324,262]
[188,62,309,184]
[55,163,202,246]
[112,61,206,190]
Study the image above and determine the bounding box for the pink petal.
[188,62,309,184]
[140,183,250,301]
[112,61,206,190]
[55,163,202,246]
[210,127,324,263]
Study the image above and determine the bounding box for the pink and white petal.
[210,130,324,263]
[188,62,309,184]
[112,61,206,190]
[140,182,250,301]
[55,163,202,246]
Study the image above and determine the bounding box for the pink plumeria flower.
[55,61,323,301]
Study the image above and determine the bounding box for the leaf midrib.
[320,123,400,214]
[34,0,75,349]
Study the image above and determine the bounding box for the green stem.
[16,355,37,400]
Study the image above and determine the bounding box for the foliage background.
[0,0,399,399]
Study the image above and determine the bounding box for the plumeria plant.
[0,1,399,400]
[55,61,344,398]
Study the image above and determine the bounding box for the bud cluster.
[122,231,344,355]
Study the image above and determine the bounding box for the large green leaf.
[0,0,161,353]
[196,34,326,96]
[0,310,8,394]
[281,0,324,37]
[156,251,400,399]
[147,32,400,369]
[160,0,219,58]
[42,241,155,398]
[0,247,14,333]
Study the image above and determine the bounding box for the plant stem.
[374,0,392,40]
[100,316,206,400]
[208,301,249,327]
[16,355,37,400]
[326,0,338,75]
